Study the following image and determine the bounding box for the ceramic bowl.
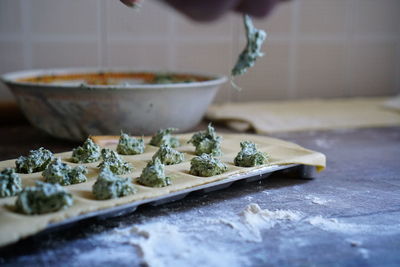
[1,68,226,141]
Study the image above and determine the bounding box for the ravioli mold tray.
[43,163,315,232]
[0,133,325,247]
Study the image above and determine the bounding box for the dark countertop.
[0,124,399,266]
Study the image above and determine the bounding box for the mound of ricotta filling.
[15,147,53,174]
[0,168,22,198]
[234,141,269,167]
[42,158,88,186]
[98,148,133,175]
[190,154,227,177]
[150,128,180,148]
[71,138,101,163]
[152,145,184,165]
[188,124,222,156]
[117,132,145,155]
[138,158,171,188]
[16,181,73,215]
[92,168,136,200]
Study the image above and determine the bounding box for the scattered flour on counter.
[307,216,370,234]
[123,223,191,266]
[238,203,303,242]
[80,203,400,266]
[94,222,243,267]
[206,217,242,231]
[346,239,362,247]
[307,215,400,235]
[205,204,302,242]
[346,239,370,259]
[305,195,329,205]
[231,204,400,240]
[245,196,254,201]
[358,248,370,259]
[72,248,136,266]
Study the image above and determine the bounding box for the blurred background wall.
[0,0,399,103]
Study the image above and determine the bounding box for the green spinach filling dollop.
[15,181,73,215]
[0,168,22,198]
[138,158,171,187]
[231,15,267,77]
[117,132,145,155]
[98,148,133,175]
[190,154,227,177]
[150,128,180,148]
[152,145,184,165]
[15,147,53,174]
[42,158,88,186]
[71,138,101,163]
[92,168,136,200]
[188,124,222,156]
[234,141,269,167]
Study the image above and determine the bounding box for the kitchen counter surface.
[0,123,399,266]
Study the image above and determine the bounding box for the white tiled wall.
[0,0,399,102]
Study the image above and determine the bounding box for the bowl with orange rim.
[1,68,227,141]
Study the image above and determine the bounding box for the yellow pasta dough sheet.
[206,97,400,134]
[0,133,325,247]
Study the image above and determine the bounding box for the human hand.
[120,0,288,21]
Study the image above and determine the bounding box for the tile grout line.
[287,0,301,99]
[231,15,241,103]
[20,0,32,69]
[97,0,108,68]
[96,0,102,68]
[102,0,109,68]
[226,15,236,103]
[0,33,23,42]
[343,0,356,97]
[167,12,177,71]
[29,35,98,43]
[396,23,400,94]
